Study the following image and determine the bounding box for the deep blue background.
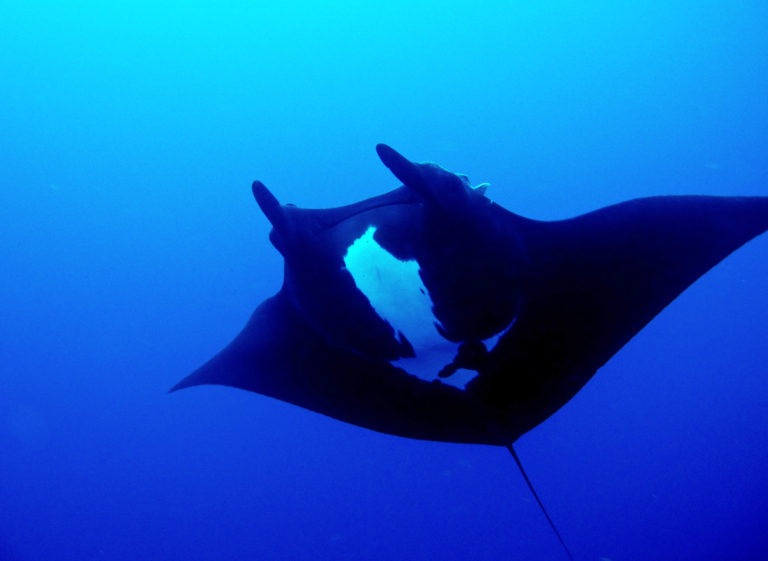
[1,2,767,560]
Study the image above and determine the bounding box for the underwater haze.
[2,1,768,560]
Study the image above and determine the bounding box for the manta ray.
[172,145,766,557]
[171,144,768,559]
[173,144,767,444]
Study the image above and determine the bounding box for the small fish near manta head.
[172,144,768,447]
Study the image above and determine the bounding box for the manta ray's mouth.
[313,196,419,233]
[255,180,423,238]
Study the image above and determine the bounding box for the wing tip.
[168,367,212,394]
[168,377,194,394]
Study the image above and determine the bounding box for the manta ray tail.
[507,444,575,561]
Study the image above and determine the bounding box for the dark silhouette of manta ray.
[172,144,768,447]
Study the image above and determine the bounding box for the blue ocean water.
[1,2,767,560]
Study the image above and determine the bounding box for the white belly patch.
[343,226,496,389]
